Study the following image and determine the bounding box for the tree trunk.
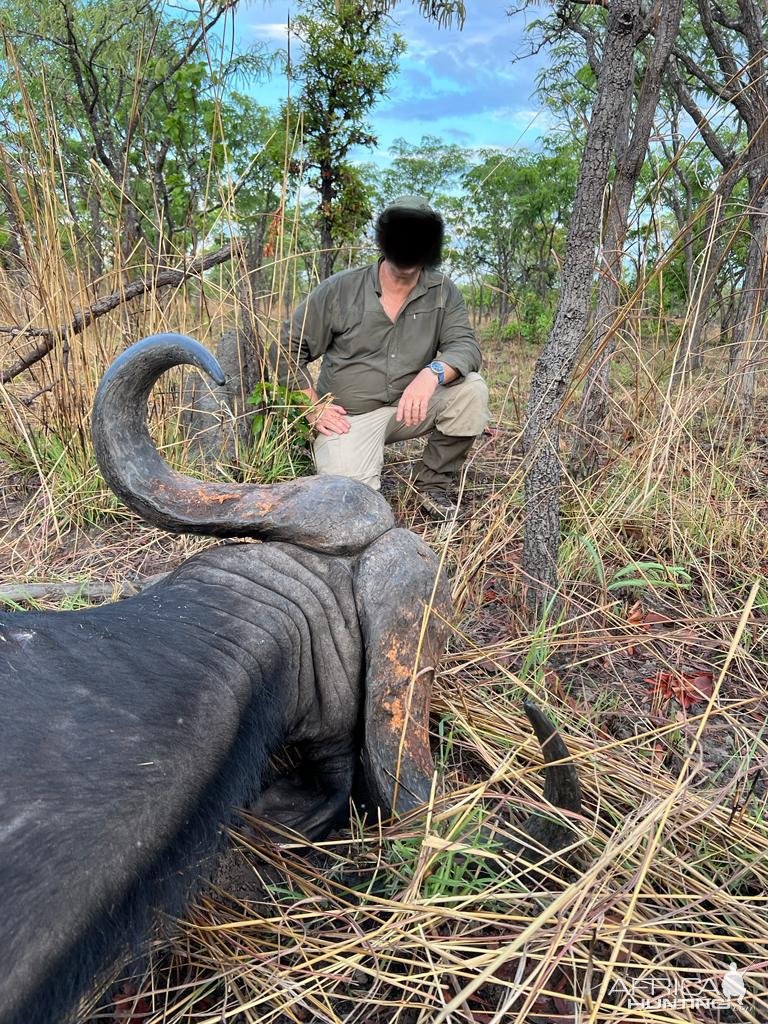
[499,281,510,326]
[319,162,336,280]
[731,177,768,424]
[569,0,684,478]
[120,200,143,268]
[567,172,632,478]
[87,191,105,283]
[523,0,643,615]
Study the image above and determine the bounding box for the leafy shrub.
[506,294,554,346]
[247,382,313,482]
[479,295,554,347]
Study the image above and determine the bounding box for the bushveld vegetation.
[0,0,766,1021]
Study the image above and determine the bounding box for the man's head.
[375,194,444,271]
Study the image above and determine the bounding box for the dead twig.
[0,571,168,606]
[0,241,241,384]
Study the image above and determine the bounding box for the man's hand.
[396,368,439,428]
[309,402,351,436]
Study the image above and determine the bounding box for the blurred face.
[376,209,444,270]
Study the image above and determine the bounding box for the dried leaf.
[645,670,715,710]
[643,610,672,625]
[626,601,645,624]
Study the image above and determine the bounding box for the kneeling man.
[274,194,491,516]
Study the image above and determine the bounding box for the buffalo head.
[0,333,581,1024]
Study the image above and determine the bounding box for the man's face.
[376,210,443,269]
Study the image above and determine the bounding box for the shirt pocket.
[406,303,445,358]
[409,299,445,324]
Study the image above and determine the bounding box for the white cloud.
[249,21,289,41]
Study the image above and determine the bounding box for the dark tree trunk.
[319,160,336,280]
[243,217,269,314]
[523,0,643,615]
[569,0,684,479]
[120,201,143,268]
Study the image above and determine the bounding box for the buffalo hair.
[0,587,283,1024]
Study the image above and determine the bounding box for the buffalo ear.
[353,529,452,818]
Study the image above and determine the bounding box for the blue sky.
[234,1,553,160]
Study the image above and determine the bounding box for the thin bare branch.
[0,241,241,384]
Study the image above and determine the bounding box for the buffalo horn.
[91,333,395,555]
[519,701,583,858]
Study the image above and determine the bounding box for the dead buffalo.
[0,334,581,1024]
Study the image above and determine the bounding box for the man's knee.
[312,433,384,491]
[436,372,491,436]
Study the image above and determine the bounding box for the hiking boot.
[415,486,458,520]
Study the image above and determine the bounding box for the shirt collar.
[371,257,434,298]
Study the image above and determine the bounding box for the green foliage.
[376,134,469,207]
[486,294,555,346]
[247,382,313,482]
[289,0,404,275]
[457,141,579,323]
[0,422,121,529]
[528,4,606,133]
[384,818,506,901]
[608,560,693,593]
[0,0,279,269]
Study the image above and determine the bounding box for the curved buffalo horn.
[518,701,583,858]
[91,333,395,555]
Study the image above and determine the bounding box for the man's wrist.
[426,360,445,385]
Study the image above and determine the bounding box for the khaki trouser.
[313,372,491,491]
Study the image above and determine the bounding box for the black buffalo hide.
[0,541,369,1024]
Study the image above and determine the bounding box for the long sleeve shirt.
[273,260,482,416]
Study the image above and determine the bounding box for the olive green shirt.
[274,260,482,415]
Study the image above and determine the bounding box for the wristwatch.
[427,360,445,385]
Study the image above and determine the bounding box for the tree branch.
[0,571,168,606]
[140,0,239,110]
[666,58,736,168]
[671,45,741,104]
[695,0,754,123]
[58,0,119,178]
[0,241,241,384]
